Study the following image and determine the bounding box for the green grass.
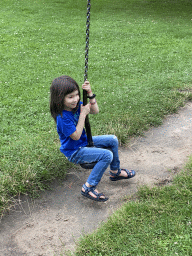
[74,160,192,256]
[1,0,192,215]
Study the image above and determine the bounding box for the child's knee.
[111,135,119,147]
[104,150,113,164]
[113,135,118,143]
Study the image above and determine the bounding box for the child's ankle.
[110,170,118,173]
[85,182,91,187]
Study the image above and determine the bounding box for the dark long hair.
[50,76,81,122]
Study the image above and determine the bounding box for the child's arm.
[70,103,90,141]
[82,81,99,114]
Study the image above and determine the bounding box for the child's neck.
[64,107,72,112]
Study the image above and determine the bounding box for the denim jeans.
[68,135,120,187]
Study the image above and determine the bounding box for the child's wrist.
[90,99,97,105]
[87,93,96,99]
[80,110,88,118]
[87,90,92,96]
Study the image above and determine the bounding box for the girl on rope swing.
[50,75,136,202]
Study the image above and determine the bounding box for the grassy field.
[1,0,192,219]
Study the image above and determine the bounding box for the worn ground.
[1,102,192,256]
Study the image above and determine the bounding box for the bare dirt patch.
[1,102,192,256]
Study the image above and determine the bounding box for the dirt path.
[1,102,192,256]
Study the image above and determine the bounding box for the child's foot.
[81,184,108,202]
[110,169,136,181]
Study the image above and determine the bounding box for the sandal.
[81,184,108,202]
[110,169,136,181]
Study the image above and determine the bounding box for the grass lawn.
[1,0,192,220]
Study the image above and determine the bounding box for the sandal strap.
[122,169,135,177]
[82,184,97,194]
[82,184,102,198]
[82,183,88,192]
[110,168,121,177]
[90,188,100,198]
[82,184,108,201]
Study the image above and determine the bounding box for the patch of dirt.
[1,102,192,256]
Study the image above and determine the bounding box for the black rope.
[84,0,91,82]
[83,0,93,147]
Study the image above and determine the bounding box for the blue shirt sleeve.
[57,115,76,138]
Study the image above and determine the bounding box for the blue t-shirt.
[56,101,88,157]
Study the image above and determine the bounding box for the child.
[50,75,135,202]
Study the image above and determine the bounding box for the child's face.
[64,90,79,111]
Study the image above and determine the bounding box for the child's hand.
[81,103,90,116]
[82,80,92,94]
